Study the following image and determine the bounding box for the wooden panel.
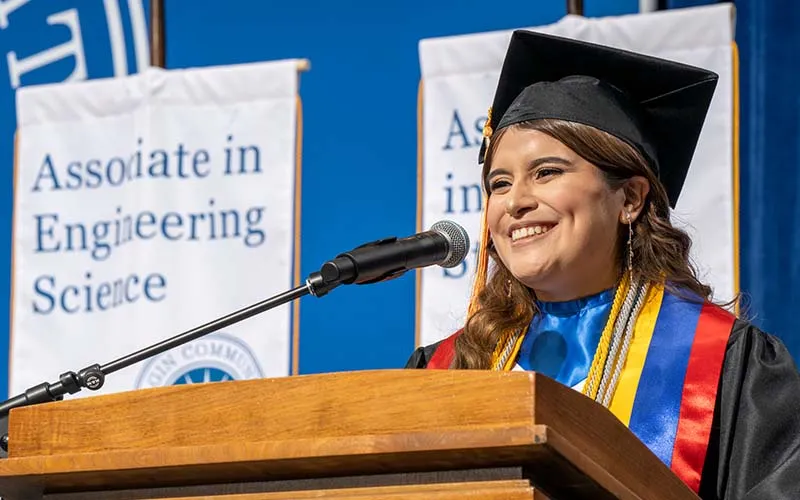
[6,370,535,458]
[136,480,539,499]
[42,468,530,500]
[0,428,541,494]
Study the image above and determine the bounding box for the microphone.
[318,220,470,286]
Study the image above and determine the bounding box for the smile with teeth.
[511,224,555,242]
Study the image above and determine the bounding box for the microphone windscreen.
[430,220,470,268]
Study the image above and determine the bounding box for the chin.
[507,264,553,289]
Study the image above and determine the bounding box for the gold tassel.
[467,199,490,319]
[482,107,493,139]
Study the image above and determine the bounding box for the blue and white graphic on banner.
[1,0,148,88]
[0,0,149,399]
[135,332,264,389]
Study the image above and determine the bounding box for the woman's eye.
[535,167,562,179]
[489,180,511,192]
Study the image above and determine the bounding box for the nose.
[505,183,537,217]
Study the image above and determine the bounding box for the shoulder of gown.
[699,317,800,500]
[404,328,464,369]
[404,339,445,369]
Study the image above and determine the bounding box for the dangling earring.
[626,211,634,283]
[507,279,512,299]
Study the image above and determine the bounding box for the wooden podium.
[0,370,700,499]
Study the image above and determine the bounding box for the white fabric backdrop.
[11,59,302,397]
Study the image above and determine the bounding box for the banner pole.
[640,0,659,12]
[150,0,166,68]
[567,0,584,15]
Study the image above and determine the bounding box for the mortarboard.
[479,30,719,208]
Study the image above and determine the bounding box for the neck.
[533,266,622,303]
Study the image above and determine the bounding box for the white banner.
[11,59,303,397]
[417,4,737,346]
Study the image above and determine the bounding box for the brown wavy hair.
[453,118,717,370]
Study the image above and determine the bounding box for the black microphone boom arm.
[0,272,335,419]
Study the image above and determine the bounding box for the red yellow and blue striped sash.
[608,283,734,492]
[425,283,735,492]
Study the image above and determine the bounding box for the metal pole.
[567,0,584,15]
[149,0,165,68]
[640,0,659,13]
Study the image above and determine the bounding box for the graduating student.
[406,30,800,499]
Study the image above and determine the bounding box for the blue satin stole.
[516,288,614,388]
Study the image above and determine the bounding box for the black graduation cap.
[480,30,719,207]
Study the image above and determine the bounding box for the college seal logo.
[135,332,264,388]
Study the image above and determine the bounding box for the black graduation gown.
[405,319,800,500]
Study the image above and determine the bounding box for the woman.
[406,31,800,499]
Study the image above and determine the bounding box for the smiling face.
[485,127,629,302]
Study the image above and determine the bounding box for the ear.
[619,176,650,223]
